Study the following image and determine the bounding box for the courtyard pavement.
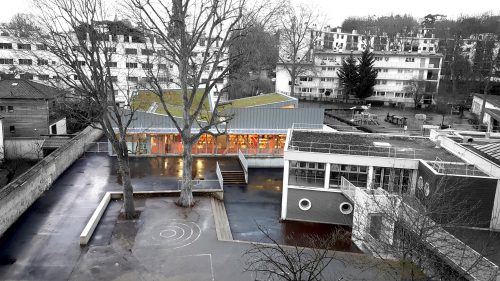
[71,197,391,281]
[0,153,389,280]
[0,154,236,281]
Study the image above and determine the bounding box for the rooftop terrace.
[288,131,463,162]
[219,93,294,109]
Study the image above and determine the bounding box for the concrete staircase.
[220,170,246,185]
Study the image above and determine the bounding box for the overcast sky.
[0,0,498,26]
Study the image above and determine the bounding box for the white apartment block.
[276,27,443,106]
[0,22,227,104]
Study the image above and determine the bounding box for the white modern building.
[276,27,443,106]
[280,125,500,279]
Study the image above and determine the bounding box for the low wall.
[247,157,284,168]
[0,125,103,238]
[4,138,44,160]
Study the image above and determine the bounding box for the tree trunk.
[178,141,194,207]
[116,151,135,218]
[290,66,296,97]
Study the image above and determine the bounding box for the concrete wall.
[0,125,103,238]
[285,187,353,226]
[3,138,44,160]
[0,119,4,161]
[247,157,283,168]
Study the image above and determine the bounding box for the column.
[410,170,418,196]
[281,160,290,220]
[367,166,374,189]
[324,163,331,189]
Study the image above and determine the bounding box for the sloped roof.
[0,79,64,100]
[474,94,500,109]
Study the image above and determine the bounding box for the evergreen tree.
[337,53,359,101]
[356,49,378,99]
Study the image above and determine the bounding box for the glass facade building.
[125,133,287,156]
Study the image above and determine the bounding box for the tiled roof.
[0,79,64,100]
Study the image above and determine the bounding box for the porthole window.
[417,176,423,190]
[339,202,353,215]
[424,182,430,197]
[298,198,311,211]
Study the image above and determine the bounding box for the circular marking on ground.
[149,219,202,249]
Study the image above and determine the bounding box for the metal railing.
[288,140,420,159]
[216,161,223,188]
[85,142,109,153]
[291,123,325,131]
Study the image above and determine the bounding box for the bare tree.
[346,176,499,281]
[277,4,318,97]
[32,0,139,218]
[126,0,274,207]
[403,78,425,109]
[243,225,349,281]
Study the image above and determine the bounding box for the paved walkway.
[70,197,391,281]
[0,154,237,281]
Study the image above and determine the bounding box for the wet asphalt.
[0,153,357,281]
[0,154,239,281]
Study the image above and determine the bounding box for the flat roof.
[289,131,463,162]
[220,93,295,109]
[132,89,209,118]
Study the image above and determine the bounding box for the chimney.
[336,27,341,33]
[352,30,358,34]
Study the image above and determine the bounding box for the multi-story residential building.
[276,27,443,107]
[0,20,227,105]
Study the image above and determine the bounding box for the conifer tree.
[337,53,359,101]
[356,49,378,99]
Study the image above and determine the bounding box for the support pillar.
[367,166,374,189]
[281,160,290,220]
[410,170,418,196]
[324,163,331,189]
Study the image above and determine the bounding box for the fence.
[288,140,420,159]
[85,142,109,153]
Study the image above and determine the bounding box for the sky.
[0,0,498,26]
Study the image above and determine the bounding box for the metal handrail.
[289,140,421,159]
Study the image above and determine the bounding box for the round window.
[424,182,430,197]
[339,202,353,215]
[298,198,311,211]
[417,176,424,190]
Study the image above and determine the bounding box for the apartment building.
[276,27,443,106]
[0,21,227,104]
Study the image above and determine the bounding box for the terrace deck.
[289,131,463,162]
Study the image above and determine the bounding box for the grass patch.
[221,93,291,108]
[132,89,211,117]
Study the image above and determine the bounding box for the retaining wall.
[0,126,103,238]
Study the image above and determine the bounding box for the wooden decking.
[211,197,233,241]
